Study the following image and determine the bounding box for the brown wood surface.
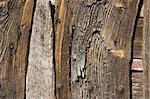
[131,2,144,98]
[0,0,145,98]
[64,0,140,99]
[132,72,144,99]
[133,18,143,59]
[0,0,34,99]
[54,0,73,98]
[143,0,150,98]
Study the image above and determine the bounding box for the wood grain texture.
[54,0,72,98]
[0,0,34,98]
[133,18,143,59]
[132,72,143,99]
[143,0,150,98]
[131,4,144,98]
[68,0,140,99]
[26,0,55,99]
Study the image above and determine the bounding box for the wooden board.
[26,0,55,99]
[0,0,34,98]
[133,18,143,59]
[143,0,150,98]
[132,72,144,99]
[63,0,141,99]
[54,0,72,98]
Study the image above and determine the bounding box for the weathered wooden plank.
[14,0,34,98]
[133,18,143,59]
[132,72,143,99]
[67,0,140,99]
[143,0,150,98]
[0,0,34,98]
[26,0,55,99]
[54,0,72,98]
[0,1,22,98]
[131,9,144,98]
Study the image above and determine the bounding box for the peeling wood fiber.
[68,0,140,99]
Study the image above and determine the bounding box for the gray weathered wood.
[67,0,140,99]
[26,0,55,99]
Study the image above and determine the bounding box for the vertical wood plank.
[0,0,34,98]
[143,0,150,98]
[15,0,34,98]
[54,0,73,98]
[132,72,143,99]
[26,0,55,99]
[68,0,140,99]
[0,1,23,98]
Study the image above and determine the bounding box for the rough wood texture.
[143,0,150,98]
[131,60,143,99]
[26,0,55,99]
[54,0,72,98]
[131,3,144,98]
[0,0,34,98]
[132,72,143,99]
[133,18,143,59]
[67,0,140,99]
